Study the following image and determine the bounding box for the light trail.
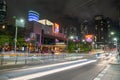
[11,59,88,72]
[10,60,96,80]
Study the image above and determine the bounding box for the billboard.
[85,34,94,42]
[52,23,59,33]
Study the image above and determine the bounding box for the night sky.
[6,0,120,26]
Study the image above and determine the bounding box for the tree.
[0,35,10,46]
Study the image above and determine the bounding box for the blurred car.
[96,53,105,59]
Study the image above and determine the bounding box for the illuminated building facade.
[0,0,7,24]
[28,10,39,22]
[94,15,111,46]
[25,20,67,53]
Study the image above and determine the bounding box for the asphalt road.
[0,57,109,80]
[32,59,108,80]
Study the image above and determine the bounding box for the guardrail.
[0,52,83,66]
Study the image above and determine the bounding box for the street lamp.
[113,37,117,41]
[110,32,115,35]
[2,25,5,29]
[113,37,118,53]
[70,36,74,40]
[82,39,85,42]
[67,35,74,50]
[14,18,24,53]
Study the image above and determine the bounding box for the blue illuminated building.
[28,10,39,22]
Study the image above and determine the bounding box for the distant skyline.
[6,0,120,26]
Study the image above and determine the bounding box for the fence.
[0,52,83,66]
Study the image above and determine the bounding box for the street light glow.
[110,32,114,35]
[82,39,85,42]
[2,25,5,29]
[20,19,24,23]
[70,36,74,39]
[113,38,117,41]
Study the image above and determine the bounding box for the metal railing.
[0,52,83,66]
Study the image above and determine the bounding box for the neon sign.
[53,23,59,33]
[85,34,94,42]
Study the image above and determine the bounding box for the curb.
[109,62,120,65]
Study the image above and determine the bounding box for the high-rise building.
[0,0,7,24]
[94,15,109,45]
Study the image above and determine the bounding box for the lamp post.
[113,38,118,53]
[14,18,24,64]
[108,31,115,51]
[67,36,74,49]
[14,18,24,53]
[113,37,120,62]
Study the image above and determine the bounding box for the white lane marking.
[98,74,104,77]
[101,70,106,74]
[93,78,101,80]
[93,65,110,80]
[9,60,97,80]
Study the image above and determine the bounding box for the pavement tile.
[112,76,120,80]
[101,60,120,80]
[102,74,113,80]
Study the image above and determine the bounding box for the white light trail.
[13,59,88,72]
[10,60,96,80]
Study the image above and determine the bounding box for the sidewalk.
[101,64,120,80]
[94,57,120,80]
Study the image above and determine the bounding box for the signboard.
[85,34,94,42]
[52,23,59,33]
[30,33,36,41]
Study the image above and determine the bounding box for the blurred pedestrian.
[51,49,54,55]
[0,46,2,52]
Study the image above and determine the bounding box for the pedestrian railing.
[0,52,83,66]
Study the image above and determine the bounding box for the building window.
[101,21,103,23]
[101,28,103,31]
[101,37,104,39]
[108,25,110,28]
[96,27,97,30]
[107,21,110,23]
[101,23,103,26]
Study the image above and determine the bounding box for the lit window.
[107,21,110,23]
[101,28,103,31]
[101,21,103,23]
[101,37,104,39]
[96,27,97,30]
[108,25,110,28]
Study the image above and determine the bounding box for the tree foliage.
[68,40,90,53]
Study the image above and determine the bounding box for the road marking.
[9,60,97,80]
[93,65,110,80]
[98,74,104,77]
[101,70,106,74]
[93,78,101,80]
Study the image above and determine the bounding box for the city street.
[0,0,119,80]
[0,55,110,80]
[33,59,107,80]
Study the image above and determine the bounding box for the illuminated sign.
[38,19,53,25]
[53,23,59,33]
[30,33,36,41]
[28,10,39,22]
[85,35,94,42]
